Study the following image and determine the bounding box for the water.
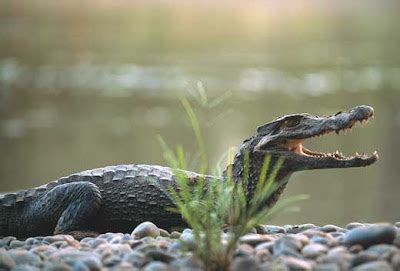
[0,0,399,226]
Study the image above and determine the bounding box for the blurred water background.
[0,0,399,226]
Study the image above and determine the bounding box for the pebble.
[285,224,317,234]
[0,222,399,271]
[230,257,258,271]
[352,260,393,271]
[278,256,313,270]
[343,224,396,248]
[302,243,328,259]
[132,222,160,239]
[239,234,274,246]
[0,248,16,269]
[259,225,286,234]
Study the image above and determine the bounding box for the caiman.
[0,105,378,238]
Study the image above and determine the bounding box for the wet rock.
[302,243,328,259]
[343,224,396,248]
[240,234,274,247]
[395,222,400,228]
[132,222,160,239]
[230,257,259,271]
[352,260,393,271]
[0,248,16,270]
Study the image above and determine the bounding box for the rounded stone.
[159,229,170,238]
[0,248,16,270]
[346,222,365,230]
[170,231,181,239]
[230,257,259,271]
[285,224,317,234]
[8,250,42,267]
[352,260,393,271]
[302,243,328,259]
[132,222,160,239]
[349,251,379,268]
[343,224,396,248]
[279,256,313,270]
[321,224,346,233]
[234,244,255,258]
[239,234,274,247]
[143,261,170,271]
[260,225,286,234]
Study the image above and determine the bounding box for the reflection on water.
[0,0,399,226]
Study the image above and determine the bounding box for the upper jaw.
[256,105,378,169]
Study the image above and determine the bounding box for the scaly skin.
[0,105,378,238]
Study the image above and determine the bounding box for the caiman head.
[230,105,378,203]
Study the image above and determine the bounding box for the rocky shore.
[1,222,400,271]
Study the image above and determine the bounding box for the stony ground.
[1,222,400,271]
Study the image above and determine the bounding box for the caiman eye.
[283,118,300,128]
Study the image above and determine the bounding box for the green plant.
[158,90,307,270]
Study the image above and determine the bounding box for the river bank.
[1,222,399,270]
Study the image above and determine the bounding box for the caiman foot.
[66,230,99,240]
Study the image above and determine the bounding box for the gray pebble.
[350,251,379,267]
[260,225,286,234]
[132,222,160,240]
[145,249,175,263]
[273,235,303,258]
[367,244,398,255]
[8,250,42,267]
[395,222,400,228]
[12,264,41,271]
[343,224,396,248]
[278,256,313,270]
[321,224,345,233]
[313,263,340,271]
[239,234,274,247]
[122,251,145,267]
[302,243,328,259]
[234,244,255,258]
[10,240,26,249]
[285,224,317,234]
[230,257,259,271]
[0,248,16,269]
[170,231,181,239]
[352,260,393,271]
[346,222,365,230]
[143,261,170,271]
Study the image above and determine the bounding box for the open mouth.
[281,111,378,163]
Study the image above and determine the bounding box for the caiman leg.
[22,182,102,238]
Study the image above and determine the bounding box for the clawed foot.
[67,230,99,240]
